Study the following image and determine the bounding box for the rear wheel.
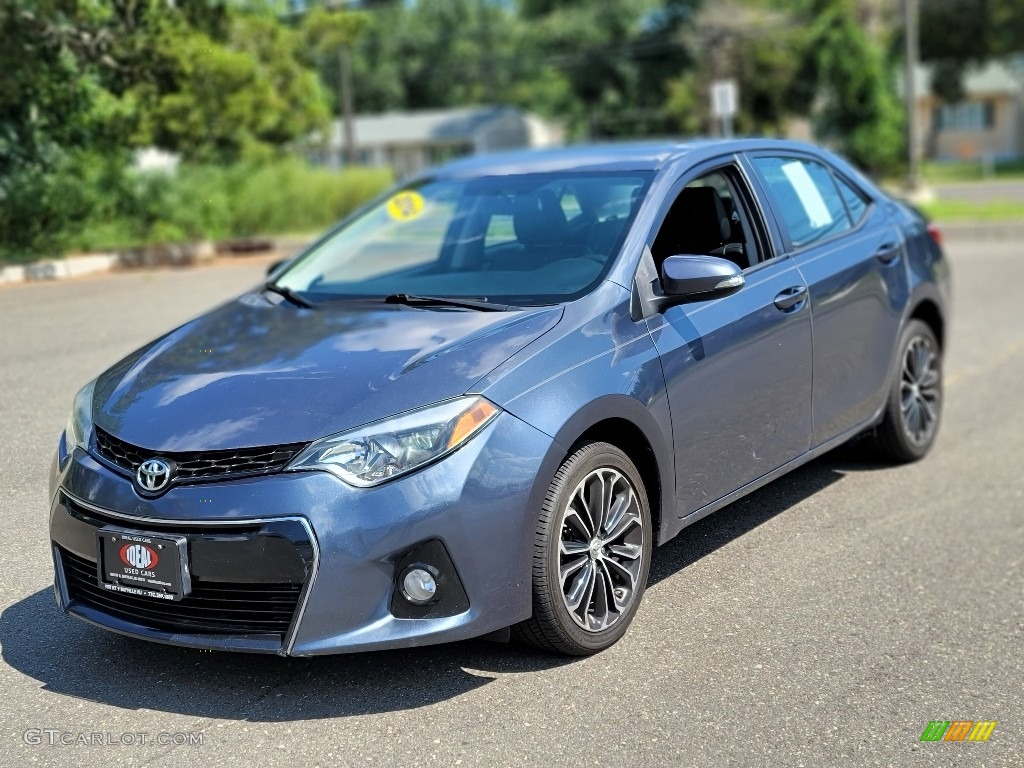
[513,442,652,655]
[865,319,943,462]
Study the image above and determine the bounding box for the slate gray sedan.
[49,139,949,656]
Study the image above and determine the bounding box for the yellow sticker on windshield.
[386,190,426,222]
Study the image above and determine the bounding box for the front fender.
[478,285,675,543]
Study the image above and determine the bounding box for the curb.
[0,253,119,285]
[0,240,262,287]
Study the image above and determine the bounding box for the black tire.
[865,319,943,463]
[512,442,653,655]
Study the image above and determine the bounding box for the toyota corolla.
[49,140,949,656]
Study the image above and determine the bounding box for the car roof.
[429,138,831,178]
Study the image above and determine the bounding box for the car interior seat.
[509,189,574,270]
[651,186,749,270]
[716,196,751,268]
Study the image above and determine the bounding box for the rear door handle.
[875,242,902,264]
[773,286,807,311]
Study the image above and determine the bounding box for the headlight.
[65,380,96,453]
[286,396,500,487]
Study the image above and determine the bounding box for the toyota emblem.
[136,458,173,493]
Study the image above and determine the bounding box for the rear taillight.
[927,222,943,247]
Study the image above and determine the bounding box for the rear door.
[644,159,813,517]
[745,153,910,446]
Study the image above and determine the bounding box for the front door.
[645,162,814,518]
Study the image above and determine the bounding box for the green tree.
[517,0,690,137]
[666,2,808,136]
[134,13,331,164]
[0,1,330,258]
[343,0,523,111]
[302,7,370,163]
[0,0,144,258]
[920,0,1024,101]
[803,0,904,172]
[307,0,704,138]
[665,0,904,171]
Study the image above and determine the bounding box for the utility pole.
[478,0,496,103]
[281,1,365,167]
[338,44,356,165]
[903,0,920,191]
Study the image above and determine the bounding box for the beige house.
[914,59,1024,161]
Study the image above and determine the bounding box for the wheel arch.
[546,396,674,546]
[909,298,945,350]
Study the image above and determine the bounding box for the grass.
[918,198,1024,222]
[882,159,1024,188]
[920,158,1024,184]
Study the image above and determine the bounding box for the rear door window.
[752,156,853,249]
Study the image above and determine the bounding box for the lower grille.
[93,426,307,484]
[60,548,302,636]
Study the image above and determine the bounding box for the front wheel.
[513,442,653,655]
[865,319,943,462]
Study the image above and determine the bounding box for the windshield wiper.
[383,294,517,311]
[263,281,315,309]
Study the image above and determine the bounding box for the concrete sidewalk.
[0,253,119,286]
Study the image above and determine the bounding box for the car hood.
[93,295,562,451]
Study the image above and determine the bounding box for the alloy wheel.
[900,335,941,446]
[558,467,645,632]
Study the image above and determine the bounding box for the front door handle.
[773,285,807,311]
[875,242,902,264]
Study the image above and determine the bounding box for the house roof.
[914,59,1024,98]
[329,106,525,148]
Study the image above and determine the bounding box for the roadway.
[0,241,1020,767]
[934,178,1024,203]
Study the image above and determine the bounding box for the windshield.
[275,171,654,305]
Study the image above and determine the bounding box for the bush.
[49,158,393,257]
[0,151,134,262]
[226,160,392,237]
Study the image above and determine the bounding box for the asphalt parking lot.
[0,240,1021,768]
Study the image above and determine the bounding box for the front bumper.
[48,411,560,655]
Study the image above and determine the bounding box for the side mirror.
[266,258,292,277]
[660,254,744,300]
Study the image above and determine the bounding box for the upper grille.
[60,548,302,636]
[94,426,307,484]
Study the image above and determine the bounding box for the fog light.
[400,565,439,605]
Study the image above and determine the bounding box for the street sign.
[710,80,738,118]
[710,79,738,138]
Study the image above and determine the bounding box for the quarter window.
[834,175,869,224]
[753,156,852,249]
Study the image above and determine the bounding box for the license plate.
[97,528,191,601]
